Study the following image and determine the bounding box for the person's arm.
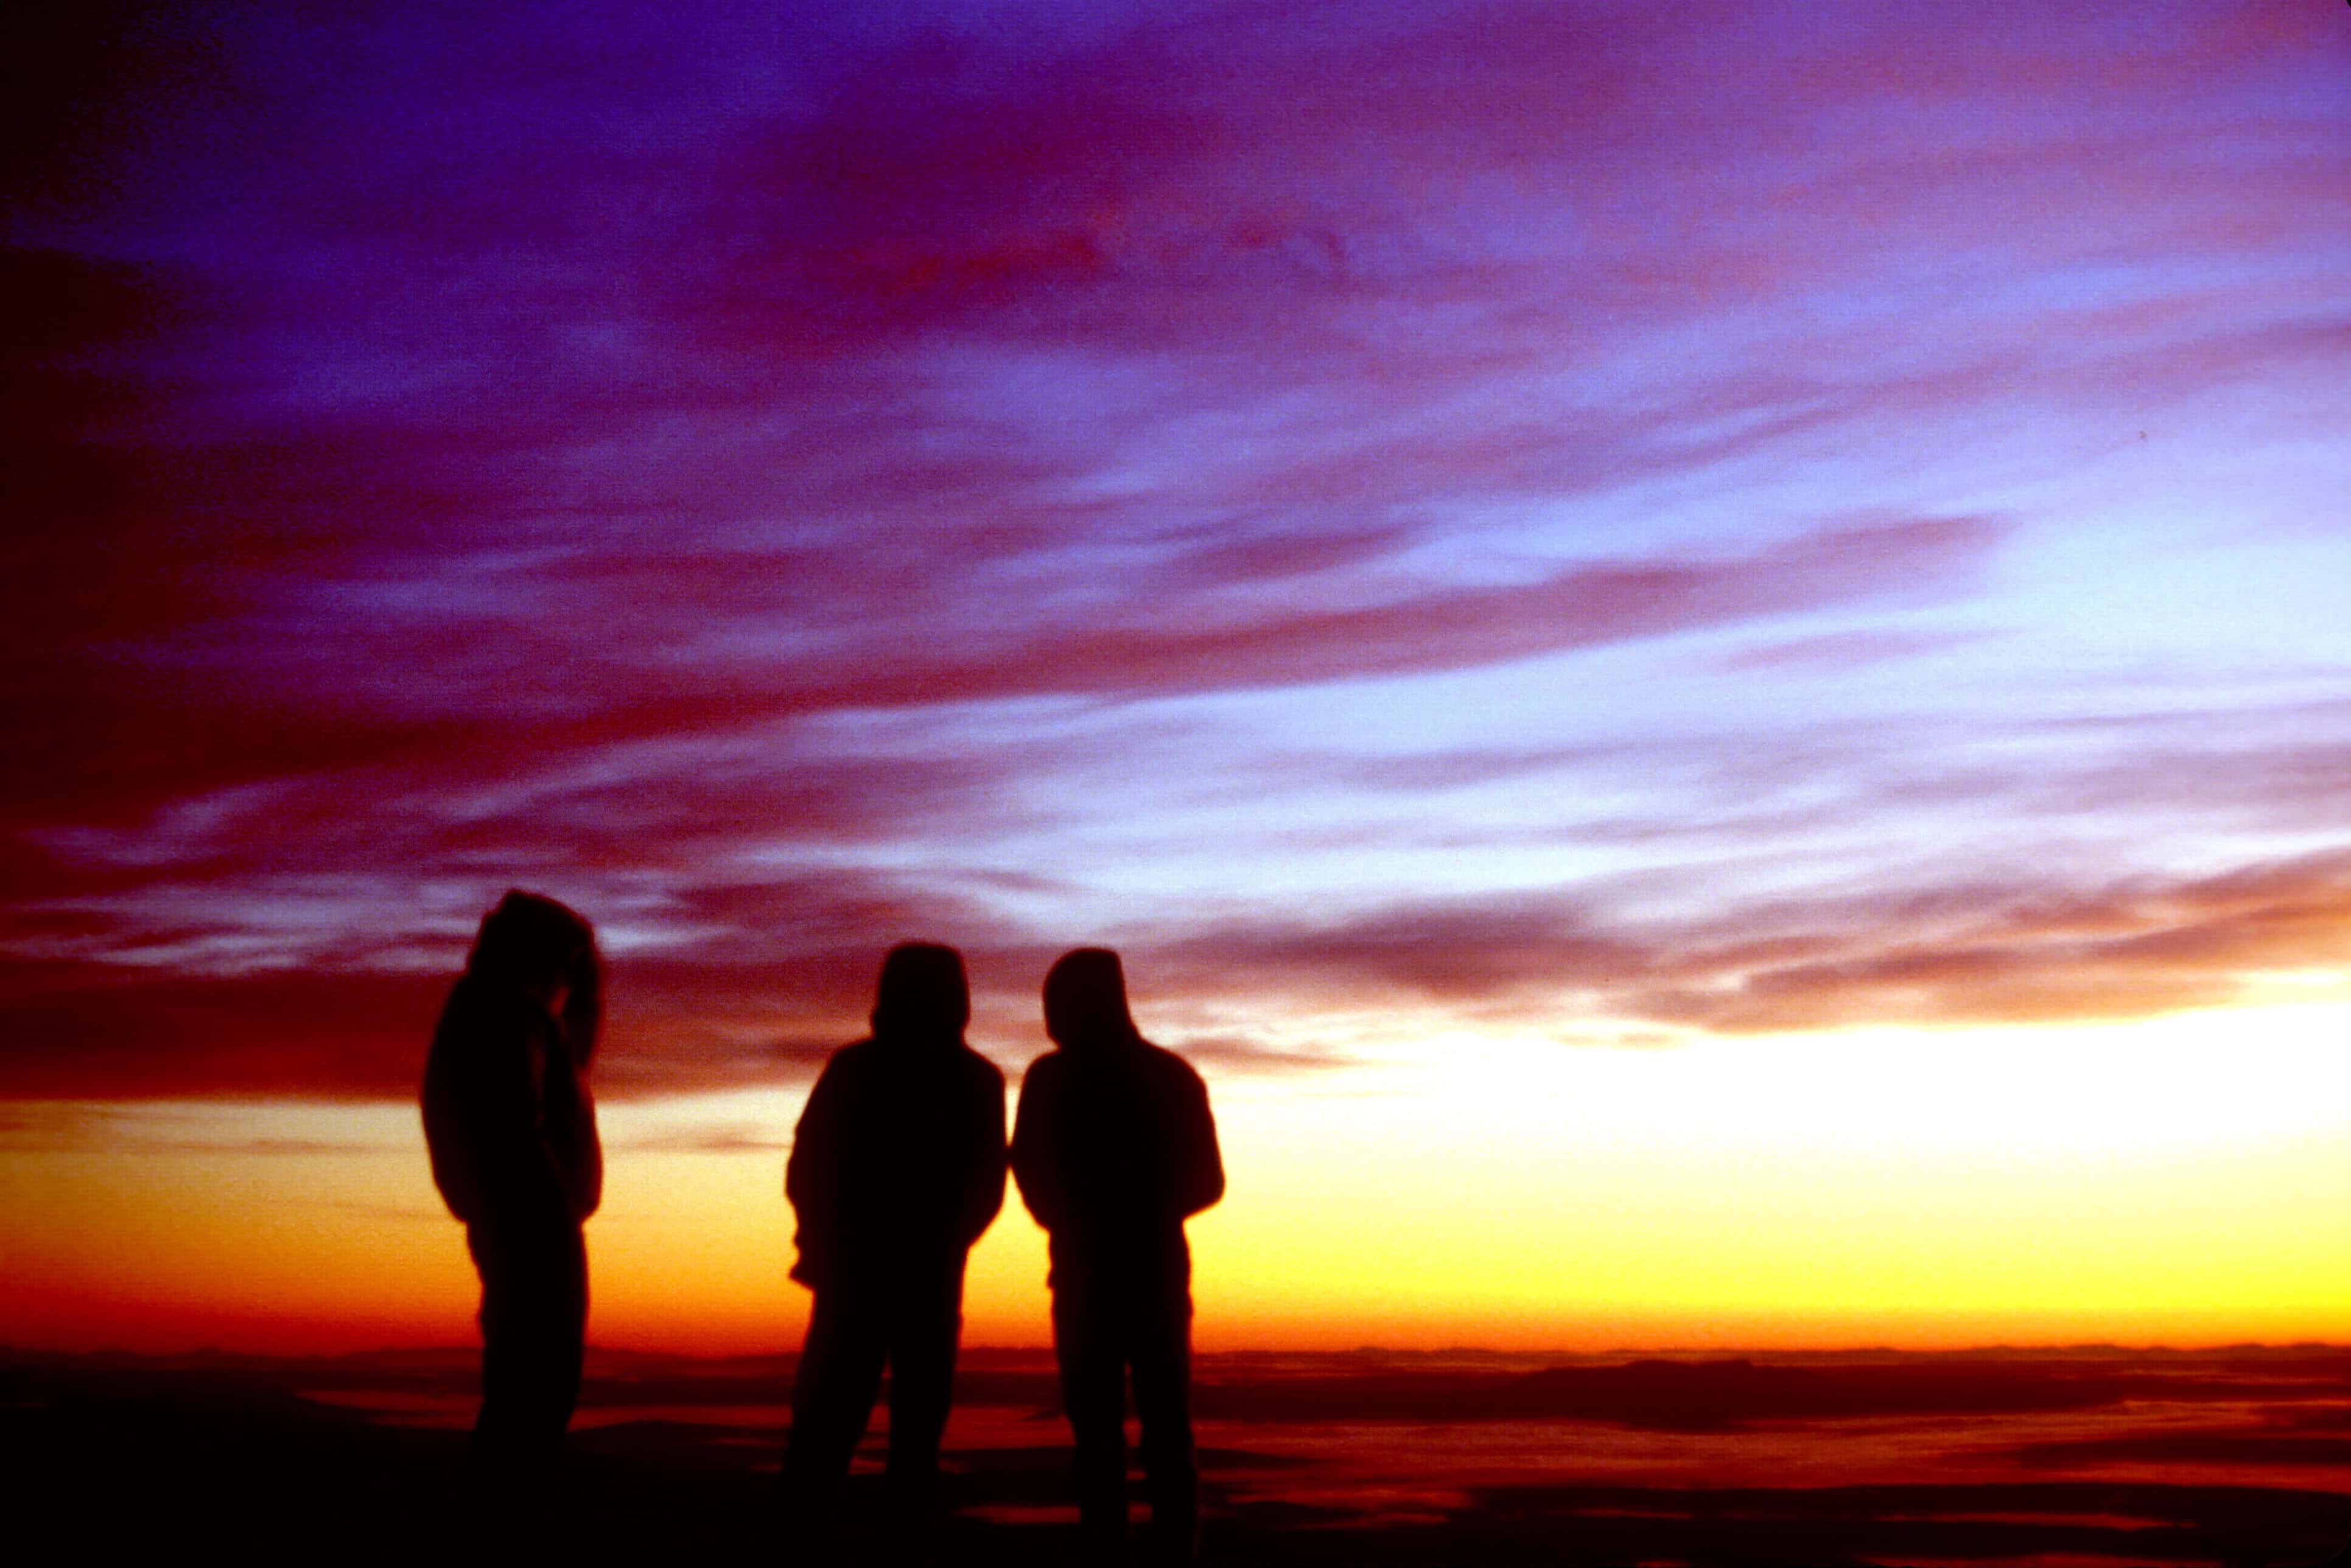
[1172,1065,1225,1220]
[567,1071,603,1221]
[474,1014,576,1231]
[956,1059,1009,1250]
[1009,1059,1070,1234]
[785,1054,851,1284]
[422,995,483,1223]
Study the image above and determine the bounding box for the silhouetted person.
[421,890,604,1511]
[773,942,1007,1559]
[1012,949,1224,1566]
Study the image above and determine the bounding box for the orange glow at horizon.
[7,1000,2351,1358]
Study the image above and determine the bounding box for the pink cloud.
[1143,847,2351,1036]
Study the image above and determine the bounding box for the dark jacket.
[786,1034,1007,1292]
[422,975,603,1231]
[1011,1036,1222,1287]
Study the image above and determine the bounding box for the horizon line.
[16,1337,2351,1364]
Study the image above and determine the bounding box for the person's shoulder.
[1019,1047,1069,1088]
[1140,1040,1210,1094]
[436,971,505,1023]
[956,1043,1006,1089]
[432,975,534,1049]
[818,1037,882,1080]
[1140,1038,1200,1075]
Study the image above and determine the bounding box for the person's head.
[466,889,603,1062]
[1042,948,1140,1051]
[870,942,970,1043]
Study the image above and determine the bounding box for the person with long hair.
[421,890,604,1505]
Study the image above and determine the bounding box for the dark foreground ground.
[9,1344,2351,1566]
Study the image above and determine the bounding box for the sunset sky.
[4,1,2350,1356]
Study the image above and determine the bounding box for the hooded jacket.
[1011,1032,1222,1287]
[422,973,603,1231]
[786,1031,1007,1290]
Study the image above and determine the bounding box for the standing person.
[420,890,605,1510]
[1012,948,1224,1567]
[773,942,1007,1559]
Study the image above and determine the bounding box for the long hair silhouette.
[466,889,603,1064]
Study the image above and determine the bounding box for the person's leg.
[880,1259,964,1554]
[462,1222,586,1557]
[1129,1289,1197,1566]
[774,1287,888,1554]
[467,1226,513,1475]
[468,1222,589,1482]
[1054,1283,1130,1565]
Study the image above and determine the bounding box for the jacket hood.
[871,941,971,1044]
[1043,947,1141,1052]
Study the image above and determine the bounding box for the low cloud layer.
[1149,846,2351,1037]
[5,839,2348,1100]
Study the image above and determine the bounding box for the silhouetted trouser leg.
[466,1220,588,1486]
[774,1262,965,1557]
[775,1289,888,1553]
[1129,1297,1196,1564]
[1055,1289,1130,1564]
[1054,1270,1197,1566]
[880,1269,962,1542]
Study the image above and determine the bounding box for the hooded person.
[1011,948,1224,1567]
[420,890,604,1496]
[772,942,1007,1556]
